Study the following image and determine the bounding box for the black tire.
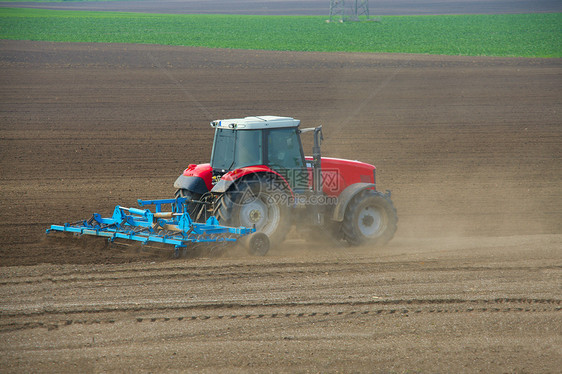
[174,188,202,220]
[243,232,270,256]
[175,188,196,199]
[214,176,291,248]
[342,190,397,246]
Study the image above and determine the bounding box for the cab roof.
[210,116,300,130]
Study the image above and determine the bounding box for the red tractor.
[174,116,397,254]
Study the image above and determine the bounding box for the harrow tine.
[46,198,265,256]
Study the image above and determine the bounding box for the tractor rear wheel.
[214,176,291,249]
[175,188,197,200]
[342,190,397,246]
[174,189,202,220]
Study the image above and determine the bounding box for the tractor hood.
[305,156,376,196]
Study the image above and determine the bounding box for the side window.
[267,128,304,169]
[267,128,307,189]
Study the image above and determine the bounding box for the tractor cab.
[210,116,308,189]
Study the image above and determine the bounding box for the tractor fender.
[211,178,236,194]
[174,175,210,195]
[174,163,213,194]
[332,183,377,222]
[211,166,292,195]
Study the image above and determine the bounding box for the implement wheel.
[342,190,397,246]
[241,232,270,256]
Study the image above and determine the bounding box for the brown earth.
[0,40,561,372]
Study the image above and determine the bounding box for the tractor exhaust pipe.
[312,126,324,225]
[312,126,323,194]
[298,125,324,225]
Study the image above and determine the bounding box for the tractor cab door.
[266,128,308,190]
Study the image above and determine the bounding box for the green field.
[0,8,560,57]
[0,1,125,2]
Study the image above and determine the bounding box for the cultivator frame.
[46,197,267,256]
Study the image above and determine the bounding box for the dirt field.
[0,40,561,372]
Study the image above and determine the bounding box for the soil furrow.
[2,300,560,333]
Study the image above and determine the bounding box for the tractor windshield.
[211,129,263,170]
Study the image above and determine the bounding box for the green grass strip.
[1,8,560,57]
[0,1,126,3]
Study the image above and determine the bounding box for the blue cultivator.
[46,197,269,256]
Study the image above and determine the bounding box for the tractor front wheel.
[342,190,397,246]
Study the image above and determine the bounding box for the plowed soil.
[1,40,561,372]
